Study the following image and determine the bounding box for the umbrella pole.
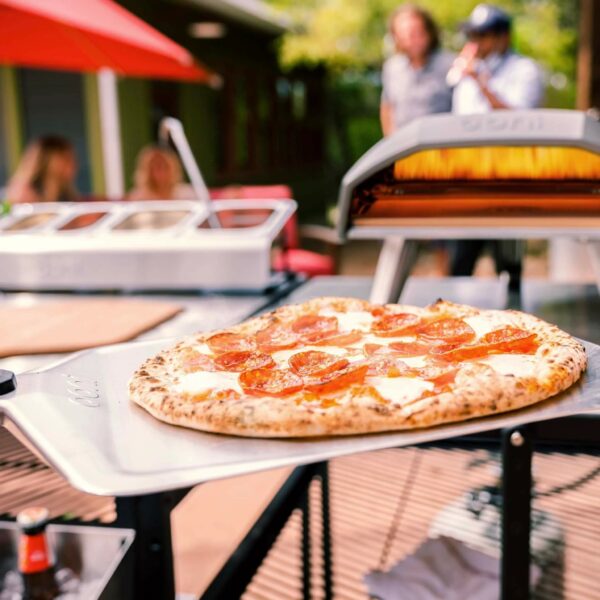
[98,68,124,199]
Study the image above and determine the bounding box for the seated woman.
[6,135,78,203]
[127,145,195,200]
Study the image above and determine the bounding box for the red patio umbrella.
[0,0,211,81]
[0,0,216,197]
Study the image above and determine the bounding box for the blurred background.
[1,0,595,223]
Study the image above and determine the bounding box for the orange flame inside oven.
[393,146,600,180]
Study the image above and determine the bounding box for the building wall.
[577,0,600,110]
[19,69,92,193]
[0,1,332,217]
[0,74,8,188]
[116,0,331,217]
[0,67,23,192]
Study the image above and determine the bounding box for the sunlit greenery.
[268,0,578,107]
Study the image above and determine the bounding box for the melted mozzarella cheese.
[272,345,348,365]
[319,310,374,332]
[352,334,417,349]
[478,354,538,378]
[401,356,427,368]
[193,343,212,354]
[369,376,433,404]
[464,313,516,340]
[177,371,242,395]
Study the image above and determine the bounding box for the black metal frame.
[201,461,332,600]
[501,426,533,600]
[112,488,190,600]
[206,415,598,600]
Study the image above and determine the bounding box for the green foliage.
[268,0,579,107]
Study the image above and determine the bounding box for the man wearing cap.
[449,3,544,290]
[451,3,544,113]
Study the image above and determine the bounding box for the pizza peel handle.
[0,370,16,396]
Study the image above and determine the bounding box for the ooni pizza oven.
[335,109,600,302]
[0,198,296,291]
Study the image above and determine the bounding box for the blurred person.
[127,145,195,200]
[450,3,544,113]
[6,135,78,203]
[380,4,454,136]
[449,4,544,290]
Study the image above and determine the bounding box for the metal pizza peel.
[0,336,598,497]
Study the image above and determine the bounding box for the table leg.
[301,490,312,600]
[115,488,189,600]
[201,464,320,600]
[501,426,533,600]
[318,462,333,600]
[584,240,600,295]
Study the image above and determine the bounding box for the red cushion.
[273,249,335,277]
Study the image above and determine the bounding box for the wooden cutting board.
[0,299,182,357]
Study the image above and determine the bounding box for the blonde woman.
[6,135,78,203]
[127,145,195,200]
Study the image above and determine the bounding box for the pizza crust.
[128,298,587,437]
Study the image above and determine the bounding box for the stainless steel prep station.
[0,198,295,291]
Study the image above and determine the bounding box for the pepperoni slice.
[289,350,349,377]
[431,343,489,362]
[372,313,421,337]
[418,318,476,344]
[180,350,215,373]
[239,368,304,397]
[291,315,339,343]
[206,332,256,354]
[214,351,275,372]
[312,330,363,347]
[432,327,538,362]
[367,357,413,377]
[480,326,538,352]
[364,343,390,356]
[256,324,298,352]
[416,365,458,387]
[370,305,386,317]
[429,369,458,388]
[304,364,369,394]
[389,341,432,356]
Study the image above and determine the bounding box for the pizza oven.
[335,109,600,302]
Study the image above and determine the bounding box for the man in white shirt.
[449,4,544,290]
[452,4,544,113]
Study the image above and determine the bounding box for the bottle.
[17,507,60,600]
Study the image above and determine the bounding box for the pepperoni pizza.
[129,298,586,437]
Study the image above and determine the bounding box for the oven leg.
[584,240,600,296]
[301,487,312,600]
[370,237,419,304]
[501,426,533,600]
[318,462,334,600]
[115,488,190,600]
